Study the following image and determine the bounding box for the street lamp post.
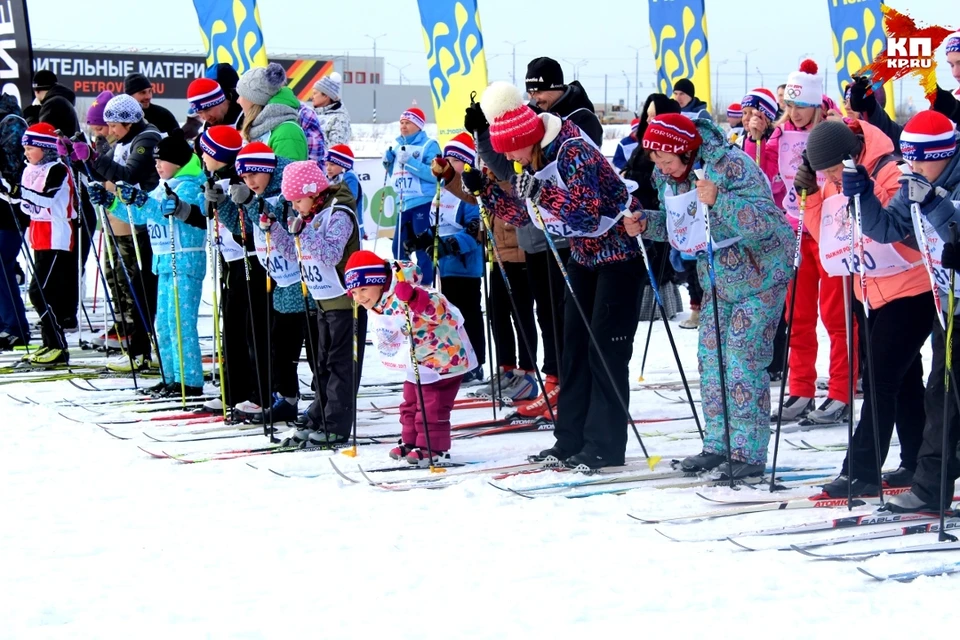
[627,45,649,112]
[622,70,630,113]
[562,58,588,82]
[756,67,764,88]
[715,59,728,109]
[737,49,757,95]
[365,33,386,123]
[504,40,526,86]
[388,63,411,86]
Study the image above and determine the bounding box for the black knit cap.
[124,73,152,95]
[525,57,565,93]
[805,120,862,171]
[673,78,695,99]
[32,70,57,91]
[155,132,194,168]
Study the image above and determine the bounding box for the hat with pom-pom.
[281,160,329,201]
[327,144,354,170]
[235,141,277,175]
[344,250,389,292]
[313,72,343,102]
[237,63,288,106]
[103,94,143,124]
[199,125,243,163]
[785,59,822,108]
[741,88,778,121]
[726,103,743,119]
[443,132,476,164]
[22,122,59,150]
[481,81,545,154]
[400,107,426,129]
[900,111,958,162]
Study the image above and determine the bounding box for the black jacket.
[0,95,27,232]
[93,121,162,193]
[192,100,244,158]
[539,81,603,147]
[39,83,80,138]
[143,103,182,136]
[933,86,960,126]
[680,96,711,120]
[623,93,681,208]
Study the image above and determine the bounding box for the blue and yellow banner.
[648,0,711,110]
[417,0,489,146]
[192,0,268,74]
[826,0,896,120]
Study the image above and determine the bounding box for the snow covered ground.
[1,260,956,639]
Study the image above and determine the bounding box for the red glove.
[394,281,416,302]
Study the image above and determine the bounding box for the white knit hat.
[313,72,342,102]
[784,59,822,109]
[103,94,144,124]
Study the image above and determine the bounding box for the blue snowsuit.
[127,155,207,388]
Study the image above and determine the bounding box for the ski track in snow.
[1,267,953,638]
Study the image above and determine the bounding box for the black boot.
[529,445,572,465]
[821,475,880,498]
[882,467,914,488]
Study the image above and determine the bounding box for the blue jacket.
[437,196,483,279]
[612,134,638,171]
[127,154,207,279]
[383,129,441,212]
[340,169,364,238]
[858,143,960,315]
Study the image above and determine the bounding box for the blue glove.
[840,164,872,198]
[87,182,115,208]
[117,182,148,207]
[161,187,191,220]
[383,147,396,167]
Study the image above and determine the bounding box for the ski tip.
[726,537,755,551]
[856,567,885,581]
[654,527,682,541]
[626,513,658,524]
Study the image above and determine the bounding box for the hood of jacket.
[120,120,161,146]
[319,180,357,213]
[548,81,596,120]
[934,143,960,194]
[263,156,292,199]
[638,93,681,138]
[690,117,731,166]
[541,117,585,162]
[169,154,204,185]
[249,88,300,141]
[395,128,430,148]
[848,118,896,174]
[43,83,76,106]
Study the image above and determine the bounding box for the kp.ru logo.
[886,37,933,69]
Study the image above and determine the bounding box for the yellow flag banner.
[192,0,269,74]
[417,0,489,146]
[648,0,711,110]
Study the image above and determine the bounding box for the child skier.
[325,144,365,239]
[19,122,77,366]
[345,250,474,465]
[269,160,363,447]
[92,133,207,396]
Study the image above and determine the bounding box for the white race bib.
[253,225,299,288]
[778,130,826,220]
[912,200,960,296]
[392,143,427,198]
[663,188,708,255]
[818,194,915,277]
[215,222,244,262]
[299,205,350,300]
[436,190,464,236]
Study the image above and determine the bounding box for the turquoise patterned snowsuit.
[641,119,793,464]
[127,155,208,388]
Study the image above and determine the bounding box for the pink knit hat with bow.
[281,160,329,201]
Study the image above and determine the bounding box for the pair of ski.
[138,437,388,463]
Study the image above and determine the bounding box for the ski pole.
[342,298,361,458]
[694,167,733,487]
[120,198,165,377]
[235,200,268,422]
[261,199,276,442]
[0,226,30,354]
[634,233,702,439]
[206,214,228,421]
[845,157,884,504]
[164,185,187,407]
[373,170,389,256]
[480,230,498,419]
[515,161,656,466]
[430,178,444,292]
[467,164,556,424]
[292,230,327,436]
[769,187,806,491]
[940,222,958,542]
[392,261,444,473]
[637,243,670,382]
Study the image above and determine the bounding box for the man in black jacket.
[124,73,181,136]
[33,71,80,138]
[672,78,711,120]
[522,57,603,145]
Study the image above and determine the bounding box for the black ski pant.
[271,309,305,400]
[526,248,568,378]
[28,249,72,350]
[305,306,367,436]
[842,292,933,483]
[491,261,536,371]
[683,259,703,308]
[222,254,270,408]
[769,304,788,376]
[554,257,642,463]
[440,275,484,369]
[912,316,960,509]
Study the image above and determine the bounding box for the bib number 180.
[840,250,876,274]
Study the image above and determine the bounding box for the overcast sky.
[27,0,957,112]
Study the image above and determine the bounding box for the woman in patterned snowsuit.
[626,114,793,478]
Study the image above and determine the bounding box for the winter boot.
[21,346,49,362]
[157,384,203,398]
[800,399,850,426]
[305,430,349,449]
[471,367,515,398]
[882,467,915,488]
[716,460,765,480]
[515,375,559,418]
[389,440,416,460]
[147,381,171,396]
[821,475,880,498]
[564,450,623,471]
[770,396,814,422]
[406,448,451,467]
[280,427,313,448]
[28,347,69,366]
[880,489,942,514]
[679,309,700,330]
[502,370,538,402]
[106,353,149,372]
[201,397,224,414]
[528,445,573,465]
[265,394,299,423]
[233,400,264,421]
[680,450,725,473]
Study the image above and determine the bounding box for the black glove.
[848,76,877,116]
[438,236,460,257]
[933,85,960,124]
[942,241,960,271]
[793,151,819,195]
[403,233,434,254]
[461,167,487,195]
[511,172,543,202]
[94,135,112,158]
[463,102,489,135]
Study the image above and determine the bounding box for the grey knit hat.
[805,120,862,171]
[237,63,287,106]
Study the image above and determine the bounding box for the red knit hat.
[22,122,58,149]
[443,132,476,164]
[481,81,545,154]
[326,144,354,170]
[187,78,226,113]
[630,118,640,133]
[900,111,958,162]
[726,103,743,119]
[235,141,277,175]
[199,125,243,163]
[344,250,389,292]
[281,160,329,201]
[400,107,426,129]
[641,114,703,155]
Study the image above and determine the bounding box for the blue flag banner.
[826,0,896,119]
[648,0,711,109]
[417,0,489,145]
[192,0,268,74]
